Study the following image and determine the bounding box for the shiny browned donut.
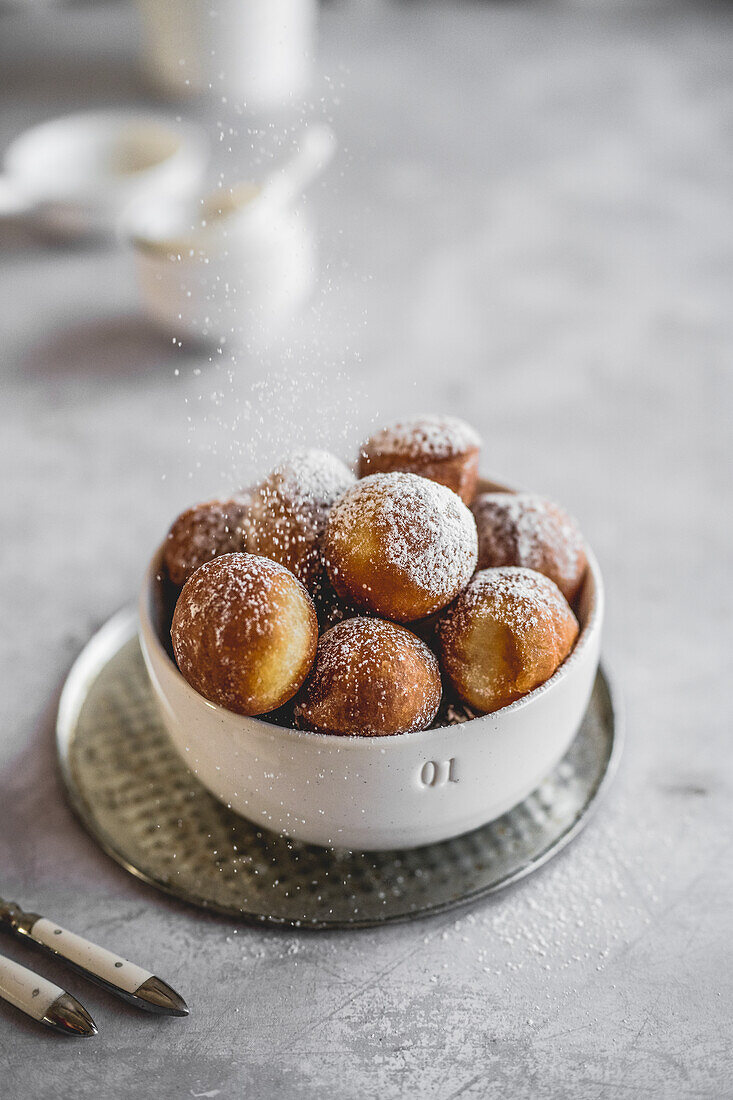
[435,566,579,714]
[472,492,587,604]
[249,450,355,595]
[358,414,481,504]
[323,471,478,623]
[293,617,441,736]
[163,492,254,586]
[171,553,318,716]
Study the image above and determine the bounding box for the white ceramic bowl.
[138,489,603,850]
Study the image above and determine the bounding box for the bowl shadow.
[18,314,202,385]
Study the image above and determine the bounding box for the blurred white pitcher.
[123,125,336,347]
[136,0,318,107]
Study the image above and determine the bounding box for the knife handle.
[25,918,153,997]
[0,952,64,1021]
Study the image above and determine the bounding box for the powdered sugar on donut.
[472,492,586,601]
[174,552,304,645]
[362,415,481,462]
[327,472,478,599]
[293,617,441,735]
[171,552,318,715]
[308,617,438,679]
[447,566,574,641]
[164,494,254,586]
[262,449,355,520]
[249,450,355,591]
[435,565,579,713]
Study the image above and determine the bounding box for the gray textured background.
[1,1,732,1096]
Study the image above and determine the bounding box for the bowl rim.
[139,486,604,752]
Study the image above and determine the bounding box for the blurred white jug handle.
[263,124,337,210]
[235,124,336,229]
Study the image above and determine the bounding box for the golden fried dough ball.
[358,414,481,504]
[293,617,441,736]
[163,492,254,586]
[171,553,318,716]
[323,471,478,623]
[436,566,579,713]
[472,492,587,604]
[249,450,355,594]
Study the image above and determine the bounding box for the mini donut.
[171,552,318,716]
[435,566,579,714]
[163,492,254,587]
[293,617,441,736]
[323,471,478,623]
[249,449,355,594]
[472,492,587,604]
[358,414,481,504]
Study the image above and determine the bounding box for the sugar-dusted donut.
[323,471,478,623]
[358,414,481,503]
[293,617,441,736]
[472,492,587,604]
[171,553,318,716]
[435,566,579,713]
[249,449,355,595]
[163,492,254,586]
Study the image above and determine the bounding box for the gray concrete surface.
[1,1,732,1096]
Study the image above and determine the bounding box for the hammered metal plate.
[56,609,621,929]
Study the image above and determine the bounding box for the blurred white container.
[136,0,317,108]
[122,125,334,346]
[0,111,208,241]
[129,200,316,346]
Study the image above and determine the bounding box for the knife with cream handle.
[0,951,97,1036]
[0,897,188,1017]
